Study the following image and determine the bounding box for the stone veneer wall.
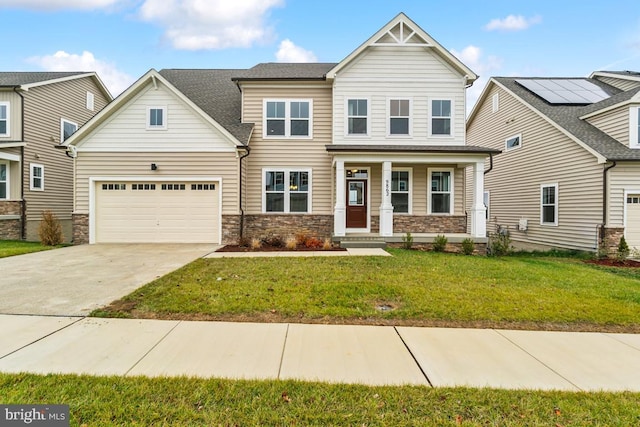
[601,226,625,257]
[0,201,23,240]
[392,215,467,234]
[72,213,89,244]
[238,214,333,243]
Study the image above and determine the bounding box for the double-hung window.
[0,162,7,199]
[0,102,9,136]
[30,163,44,191]
[428,169,453,214]
[264,100,312,138]
[431,99,452,136]
[147,106,167,130]
[264,169,310,213]
[391,169,411,213]
[541,183,558,226]
[347,99,368,135]
[61,119,77,142]
[389,99,410,135]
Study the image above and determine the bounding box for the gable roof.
[232,63,337,81]
[63,69,251,148]
[325,12,477,84]
[0,71,112,99]
[469,75,640,162]
[159,69,253,143]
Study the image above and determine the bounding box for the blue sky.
[0,0,639,109]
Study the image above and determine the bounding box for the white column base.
[379,206,394,237]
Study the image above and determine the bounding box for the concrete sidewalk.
[205,248,392,258]
[1,314,639,391]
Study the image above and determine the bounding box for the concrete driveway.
[0,244,216,316]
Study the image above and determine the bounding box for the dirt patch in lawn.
[585,258,640,268]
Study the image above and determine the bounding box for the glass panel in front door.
[348,181,364,206]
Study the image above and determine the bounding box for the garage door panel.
[626,195,640,249]
[95,181,219,243]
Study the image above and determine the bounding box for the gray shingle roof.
[159,69,254,144]
[494,76,640,161]
[232,63,337,81]
[0,71,86,86]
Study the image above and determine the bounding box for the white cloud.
[275,39,317,63]
[0,0,124,10]
[28,50,134,96]
[139,0,284,50]
[484,15,542,32]
[450,45,503,115]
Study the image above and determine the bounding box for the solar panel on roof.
[515,78,610,105]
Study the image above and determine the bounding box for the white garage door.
[95,181,220,243]
[626,194,640,249]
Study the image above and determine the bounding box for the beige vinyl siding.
[467,84,603,251]
[81,83,235,151]
[0,90,22,141]
[595,76,640,92]
[585,104,630,145]
[75,151,238,215]
[241,82,333,214]
[333,46,466,145]
[22,77,109,240]
[608,163,640,227]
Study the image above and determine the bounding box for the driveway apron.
[0,244,215,316]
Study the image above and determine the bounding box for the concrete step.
[339,240,387,249]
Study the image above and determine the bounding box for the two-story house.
[467,71,640,254]
[0,72,111,242]
[63,13,497,249]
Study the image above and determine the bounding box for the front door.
[346,180,367,229]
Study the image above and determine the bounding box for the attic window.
[147,107,167,130]
[505,134,521,151]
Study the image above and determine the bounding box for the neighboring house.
[63,13,497,248]
[0,72,111,242]
[466,71,640,254]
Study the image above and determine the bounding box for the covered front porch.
[326,145,498,247]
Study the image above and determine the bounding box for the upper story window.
[389,99,411,136]
[391,169,411,213]
[30,163,44,191]
[264,100,312,138]
[347,99,368,135]
[541,183,558,226]
[631,107,640,147]
[263,169,310,213]
[0,102,9,136]
[430,99,452,136]
[86,92,94,111]
[505,134,522,151]
[0,162,7,199]
[61,119,77,142]
[428,168,453,215]
[147,106,167,130]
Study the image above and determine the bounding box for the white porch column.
[334,160,346,237]
[379,161,393,237]
[470,160,487,238]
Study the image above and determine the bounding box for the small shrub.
[250,238,262,250]
[432,234,447,252]
[263,234,285,248]
[401,232,414,250]
[304,237,323,249]
[488,231,513,256]
[295,232,309,246]
[38,210,63,246]
[322,238,333,250]
[461,238,475,255]
[285,237,298,250]
[237,236,250,247]
[617,236,630,261]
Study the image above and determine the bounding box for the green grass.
[93,249,640,331]
[0,240,61,258]
[2,373,639,426]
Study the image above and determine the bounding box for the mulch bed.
[217,244,346,252]
[585,259,640,268]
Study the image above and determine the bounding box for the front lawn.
[93,249,640,332]
[0,240,60,258]
[2,373,639,426]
